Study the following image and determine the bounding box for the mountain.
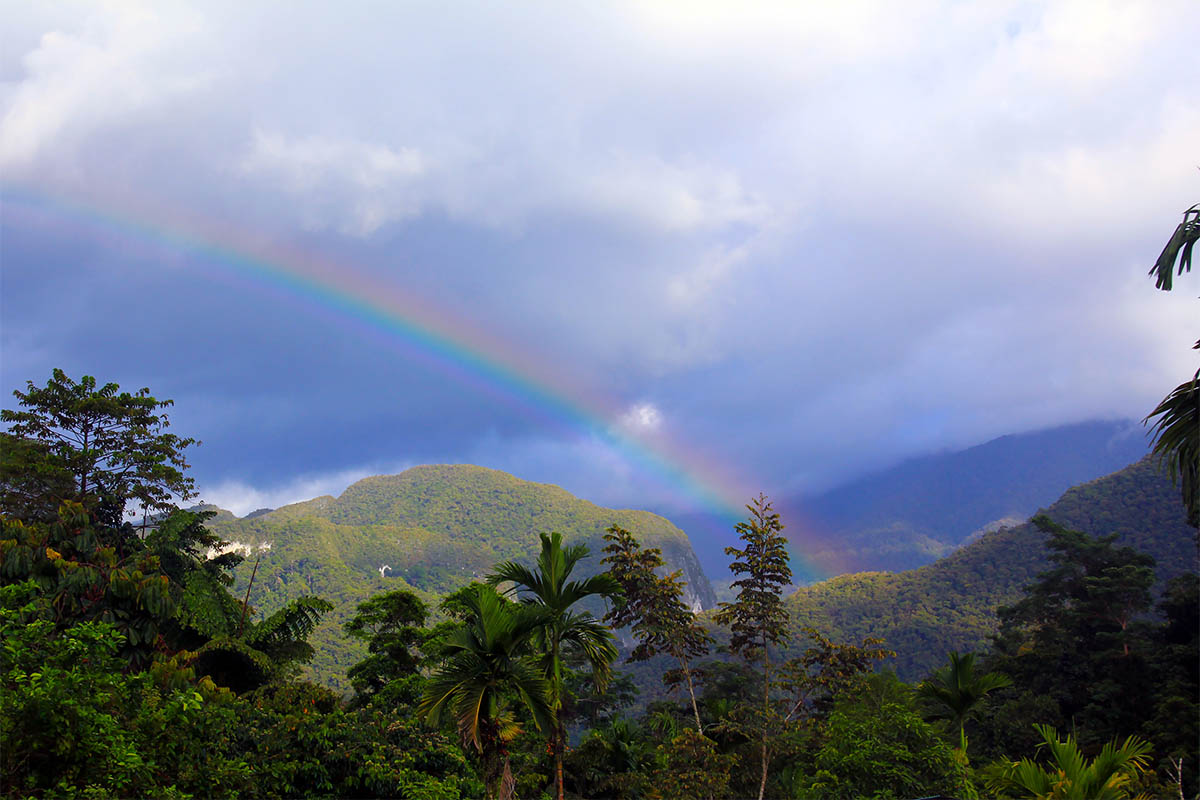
[204,464,716,690]
[793,419,1151,573]
[785,455,1198,681]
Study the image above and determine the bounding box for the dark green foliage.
[489,530,620,800]
[982,516,1157,751]
[1143,573,1199,794]
[1,503,178,669]
[645,729,737,800]
[714,495,792,661]
[1,369,197,521]
[420,583,553,799]
[1145,202,1199,528]
[1149,203,1198,291]
[918,652,1011,745]
[602,524,712,730]
[1145,368,1199,528]
[344,588,429,704]
[712,495,795,800]
[565,716,652,799]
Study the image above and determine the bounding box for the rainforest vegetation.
[1,367,1197,800]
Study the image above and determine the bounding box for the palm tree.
[489,531,620,800]
[919,651,1011,751]
[985,723,1153,800]
[419,584,553,800]
[1146,203,1199,528]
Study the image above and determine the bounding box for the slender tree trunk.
[555,721,566,800]
[498,756,516,800]
[237,551,263,637]
[680,657,703,732]
[758,640,770,800]
[552,636,565,800]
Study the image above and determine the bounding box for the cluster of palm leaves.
[983,724,1153,800]
[419,532,619,800]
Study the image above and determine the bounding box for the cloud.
[0,4,213,170]
[2,1,1196,519]
[617,402,663,433]
[197,464,410,517]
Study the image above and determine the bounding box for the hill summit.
[205,464,715,688]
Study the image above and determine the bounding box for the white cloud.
[617,402,663,433]
[198,463,411,517]
[0,4,213,170]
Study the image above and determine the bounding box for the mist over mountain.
[669,420,1151,580]
[786,454,1197,680]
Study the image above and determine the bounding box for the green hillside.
[206,464,715,691]
[786,456,1198,680]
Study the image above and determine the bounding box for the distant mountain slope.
[785,456,1197,681]
[795,420,1150,572]
[205,464,715,690]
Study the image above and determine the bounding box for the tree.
[601,524,712,731]
[1,369,197,522]
[919,651,1012,798]
[489,531,620,800]
[794,672,966,800]
[984,516,1157,751]
[343,589,429,706]
[712,494,792,800]
[984,724,1152,800]
[919,651,1011,751]
[419,584,553,800]
[1145,203,1198,528]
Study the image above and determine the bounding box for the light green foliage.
[984,724,1152,800]
[792,674,965,800]
[206,464,712,690]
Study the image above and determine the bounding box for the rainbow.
[2,183,831,581]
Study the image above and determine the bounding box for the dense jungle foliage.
[2,371,1196,800]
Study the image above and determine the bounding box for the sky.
[1,2,1197,533]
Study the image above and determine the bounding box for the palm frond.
[1150,204,1199,291]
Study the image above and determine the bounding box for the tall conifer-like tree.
[713,494,792,800]
[601,524,712,732]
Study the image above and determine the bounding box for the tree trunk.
[758,640,770,800]
[498,756,516,800]
[555,721,565,800]
[681,658,703,732]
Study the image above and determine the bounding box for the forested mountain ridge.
[786,455,1197,680]
[205,464,715,689]
[793,419,1150,572]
